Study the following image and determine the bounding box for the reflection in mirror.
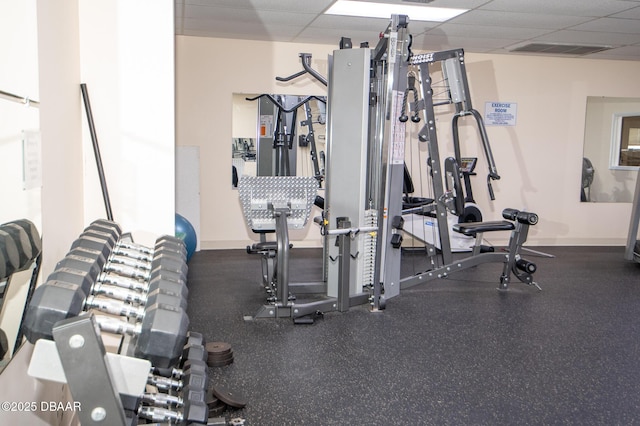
[232,93,326,188]
[582,97,640,202]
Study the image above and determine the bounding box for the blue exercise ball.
[175,213,197,261]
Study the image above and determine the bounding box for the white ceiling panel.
[308,14,401,31]
[570,17,640,34]
[478,0,636,17]
[611,6,640,18]
[533,30,640,46]
[412,33,510,51]
[435,23,551,40]
[175,0,640,61]
[449,11,593,30]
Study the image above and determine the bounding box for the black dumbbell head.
[89,219,122,238]
[56,252,104,280]
[22,281,86,342]
[182,400,208,424]
[5,219,42,258]
[71,236,113,262]
[48,267,96,296]
[151,256,188,280]
[134,303,189,368]
[0,230,20,280]
[146,288,187,311]
[0,223,33,271]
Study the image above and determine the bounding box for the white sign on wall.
[485,102,517,126]
[22,130,42,190]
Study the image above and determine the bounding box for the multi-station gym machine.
[238,14,541,320]
[625,168,640,263]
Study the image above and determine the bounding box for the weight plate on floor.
[206,341,232,356]
[210,385,247,409]
[207,351,234,367]
[207,393,225,409]
[208,349,234,362]
[207,357,235,368]
[208,404,226,417]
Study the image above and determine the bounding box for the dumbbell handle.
[95,314,142,336]
[141,392,183,408]
[86,295,145,319]
[104,262,150,282]
[99,271,149,292]
[108,252,151,271]
[148,373,182,391]
[113,246,153,262]
[137,406,183,423]
[117,240,153,255]
[92,282,150,305]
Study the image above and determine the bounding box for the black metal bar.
[245,94,326,113]
[300,53,328,87]
[80,83,114,221]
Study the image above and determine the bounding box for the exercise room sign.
[484,102,517,126]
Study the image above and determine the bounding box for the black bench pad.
[453,220,515,236]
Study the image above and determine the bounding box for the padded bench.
[452,220,515,237]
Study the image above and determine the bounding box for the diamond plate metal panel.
[238,176,319,231]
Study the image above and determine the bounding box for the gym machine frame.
[240,14,541,320]
[625,168,640,262]
[324,16,541,305]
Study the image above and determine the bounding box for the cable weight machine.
[239,14,543,321]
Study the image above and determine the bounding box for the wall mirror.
[582,96,640,202]
[232,93,327,188]
[0,3,41,372]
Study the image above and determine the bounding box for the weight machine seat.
[247,240,294,254]
[452,220,515,237]
[403,196,435,210]
[402,163,434,211]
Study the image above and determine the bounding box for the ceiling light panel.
[325,0,468,22]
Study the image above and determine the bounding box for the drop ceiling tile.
[570,17,640,34]
[479,0,634,17]
[435,23,551,40]
[533,29,640,45]
[308,14,397,31]
[412,33,509,51]
[611,5,640,18]
[449,10,593,29]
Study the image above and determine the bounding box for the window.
[610,113,640,169]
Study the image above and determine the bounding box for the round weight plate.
[206,389,226,409]
[207,358,235,368]
[208,350,234,362]
[209,404,226,417]
[206,341,232,356]
[210,385,247,409]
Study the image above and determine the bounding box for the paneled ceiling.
[175,0,640,61]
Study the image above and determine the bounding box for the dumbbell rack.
[23,220,216,425]
[30,315,147,425]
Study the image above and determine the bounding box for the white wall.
[36,0,176,275]
[78,0,176,242]
[0,0,41,227]
[176,36,640,247]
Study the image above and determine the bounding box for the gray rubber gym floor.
[186,246,640,426]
